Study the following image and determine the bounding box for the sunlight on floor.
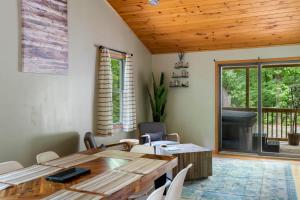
[292,165,300,198]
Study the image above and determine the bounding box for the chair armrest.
[140,135,151,145]
[167,133,181,143]
[105,142,130,151]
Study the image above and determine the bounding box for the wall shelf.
[169,85,189,88]
[172,75,189,78]
[169,53,190,88]
[175,65,189,69]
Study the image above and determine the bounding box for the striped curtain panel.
[96,48,113,135]
[122,54,137,132]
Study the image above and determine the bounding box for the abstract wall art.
[21,0,68,75]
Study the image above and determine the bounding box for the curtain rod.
[97,45,133,56]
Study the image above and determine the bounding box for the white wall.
[0,0,152,166]
[152,45,300,149]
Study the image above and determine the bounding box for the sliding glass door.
[219,61,300,158]
[220,65,259,153]
[260,64,300,157]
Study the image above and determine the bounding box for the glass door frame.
[217,58,300,159]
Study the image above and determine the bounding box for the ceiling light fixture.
[149,0,159,6]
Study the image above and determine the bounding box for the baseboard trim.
[216,151,300,161]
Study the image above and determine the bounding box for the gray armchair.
[138,122,180,146]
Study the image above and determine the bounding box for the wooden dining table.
[0,148,177,200]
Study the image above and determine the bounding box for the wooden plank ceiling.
[107,0,300,54]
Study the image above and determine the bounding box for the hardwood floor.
[214,152,300,163]
[292,166,300,198]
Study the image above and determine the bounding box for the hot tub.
[222,110,257,152]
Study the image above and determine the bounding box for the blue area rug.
[182,158,298,200]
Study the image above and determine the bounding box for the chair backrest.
[138,122,167,137]
[147,184,166,200]
[36,151,60,164]
[165,164,193,200]
[84,132,98,150]
[0,161,23,175]
[105,142,130,151]
[130,145,155,154]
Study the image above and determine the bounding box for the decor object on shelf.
[170,52,190,88]
[148,73,168,122]
[175,52,189,69]
[21,0,68,75]
[288,83,300,145]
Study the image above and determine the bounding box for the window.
[222,65,300,109]
[111,58,123,125]
[222,66,258,108]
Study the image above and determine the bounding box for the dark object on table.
[138,122,180,146]
[222,110,257,152]
[46,167,91,183]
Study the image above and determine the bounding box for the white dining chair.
[146,184,166,200]
[36,151,60,164]
[0,161,23,175]
[129,145,155,199]
[164,164,193,200]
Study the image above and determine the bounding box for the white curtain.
[122,54,137,132]
[96,48,113,135]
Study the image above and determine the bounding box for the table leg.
[154,173,166,189]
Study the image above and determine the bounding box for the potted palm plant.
[147,72,168,122]
[288,84,300,145]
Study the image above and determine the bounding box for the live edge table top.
[0,149,177,200]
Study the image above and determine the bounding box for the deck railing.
[223,107,300,141]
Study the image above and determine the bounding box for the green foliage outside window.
[111,58,122,124]
[222,66,300,108]
[222,69,246,107]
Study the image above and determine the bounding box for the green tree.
[111,59,122,123]
[222,66,300,109]
[222,69,246,107]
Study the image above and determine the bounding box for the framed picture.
[21,0,68,75]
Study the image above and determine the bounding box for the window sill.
[113,124,123,130]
